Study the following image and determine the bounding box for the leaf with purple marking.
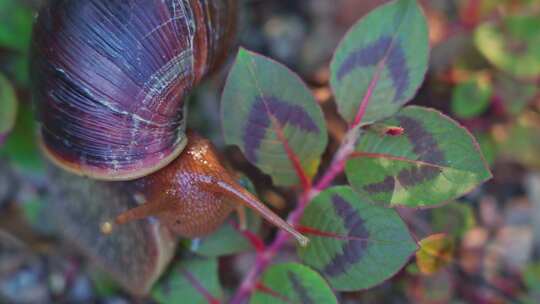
[346,106,492,208]
[298,186,417,291]
[250,263,337,304]
[330,0,429,125]
[152,257,222,304]
[221,48,327,186]
[0,73,17,147]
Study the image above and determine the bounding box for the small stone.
[100,222,114,235]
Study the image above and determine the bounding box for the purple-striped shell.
[31,0,236,180]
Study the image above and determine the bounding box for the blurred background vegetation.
[1,0,540,303]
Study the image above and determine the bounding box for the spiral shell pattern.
[32,0,236,180]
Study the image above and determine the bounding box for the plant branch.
[233,222,266,253]
[229,126,363,304]
[230,55,378,303]
[314,126,360,191]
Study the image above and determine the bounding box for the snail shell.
[31,0,237,181]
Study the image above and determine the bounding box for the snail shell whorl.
[32,0,237,180]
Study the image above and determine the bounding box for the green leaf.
[192,176,261,257]
[330,0,429,125]
[298,186,417,291]
[250,263,337,304]
[474,14,540,78]
[522,262,540,303]
[524,263,540,294]
[430,202,476,238]
[498,112,540,168]
[191,208,261,257]
[346,106,492,208]
[0,0,33,52]
[19,197,57,235]
[494,73,537,115]
[221,48,328,186]
[152,257,222,304]
[477,133,498,166]
[89,270,122,297]
[0,53,30,87]
[451,75,492,119]
[0,73,17,146]
[0,103,44,174]
[406,270,453,303]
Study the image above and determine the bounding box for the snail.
[30,0,308,245]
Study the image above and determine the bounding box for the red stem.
[233,222,266,253]
[352,60,383,127]
[255,282,292,303]
[182,270,220,304]
[230,193,313,304]
[271,116,312,191]
[230,126,362,303]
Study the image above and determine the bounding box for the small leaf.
[477,133,498,165]
[0,73,17,146]
[346,106,492,208]
[430,202,476,238]
[494,73,537,115]
[192,209,261,257]
[330,0,429,125]
[474,14,540,78]
[221,48,328,186]
[21,198,42,225]
[498,112,540,168]
[451,74,492,119]
[0,103,44,174]
[250,263,337,304]
[416,234,455,275]
[152,257,222,304]
[298,186,417,291]
[90,270,122,297]
[406,270,453,303]
[0,1,33,52]
[523,263,540,294]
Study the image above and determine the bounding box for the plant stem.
[314,126,360,191]
[229,192,314,304]
[230,53,379,302]
[229,127,359,304]
[229,66,379,303]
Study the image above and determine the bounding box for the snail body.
[117,131,299,239]
[32,0,307,244]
